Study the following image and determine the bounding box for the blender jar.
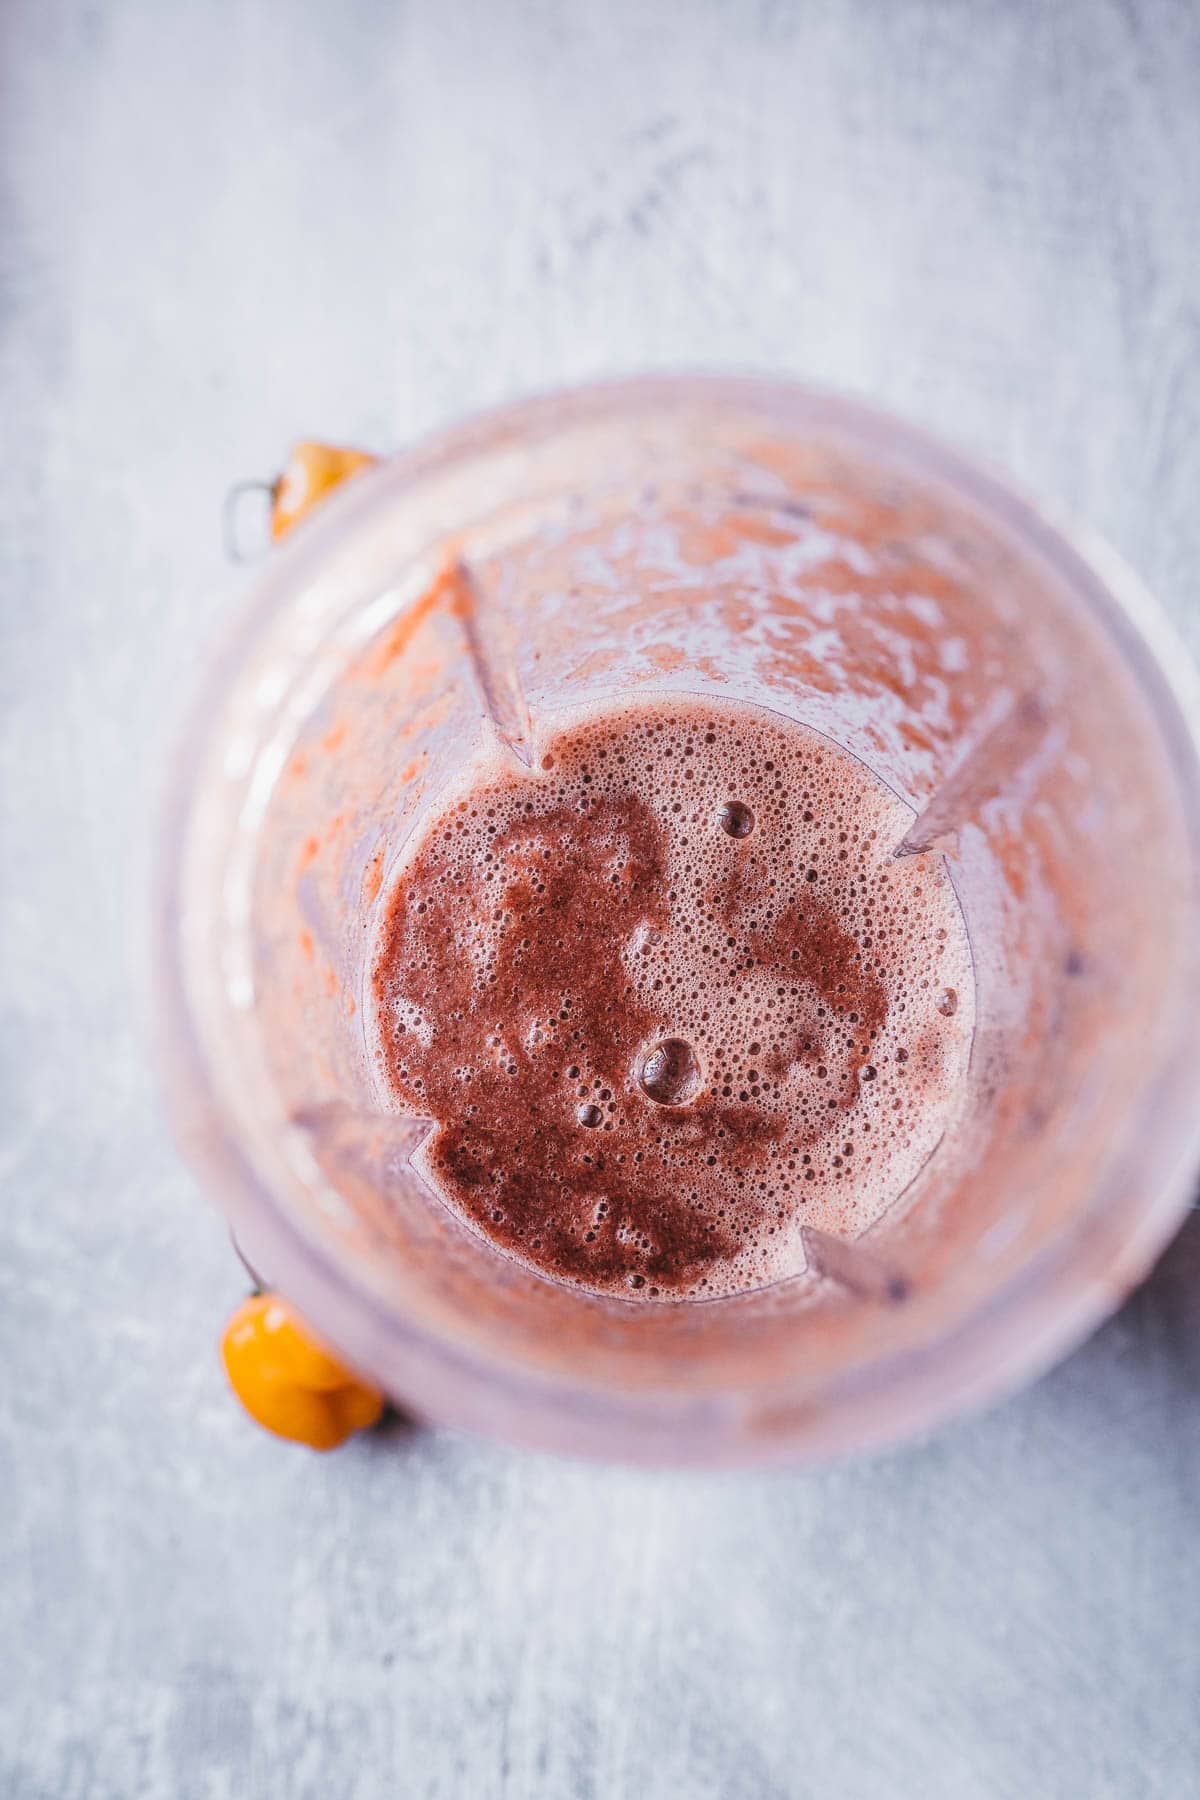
[156,375,1200,1464]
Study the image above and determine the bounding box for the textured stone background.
[2,2,1199,1796]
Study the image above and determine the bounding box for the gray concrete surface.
[2,2,1199,1795]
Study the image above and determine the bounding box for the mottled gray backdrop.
[2,2,1198,1796]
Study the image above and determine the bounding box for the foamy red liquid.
[369,694,974,1299]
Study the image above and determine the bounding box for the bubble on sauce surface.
[715,799,755,838]
[637,1038,703,1106]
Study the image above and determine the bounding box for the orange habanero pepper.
[221,1294,384,1451]
[270,440,377,539]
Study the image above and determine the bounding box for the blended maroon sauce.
[369,694,973,1299]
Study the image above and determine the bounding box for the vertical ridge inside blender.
[892,693,1051,860]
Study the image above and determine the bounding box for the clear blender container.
[156,376,1200,1464]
